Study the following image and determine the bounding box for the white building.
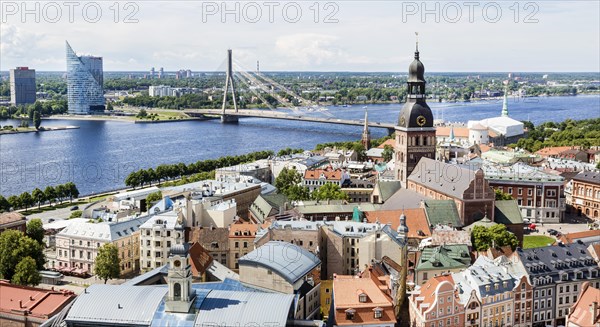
[139,211,184,272]
[149,85,172,97]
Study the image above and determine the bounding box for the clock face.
[400,116,406,126]
[174,260,181,268]
[416,115,427,127]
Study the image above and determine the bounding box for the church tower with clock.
[394,39,436,185]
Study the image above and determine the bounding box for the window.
[518,188,523,195]
[345,309,356,320]
[235,242,239,248]
[374,308,383,319]
[359,293,367,303]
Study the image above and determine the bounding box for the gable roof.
[567,283,600,326]
[572,171,600,185]
[304,169,342,180]
[380,188,428,210]
[416,245,471,271]
[423,200,463,228]
[408,157,478,199]
[494,200,523,225]
[558,230,600,244]
[364,208,431,239]
[238,241,320,284]
[374,181,402,203]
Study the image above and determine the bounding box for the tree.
[286,185,311,201]
[19,192,33,212]
[494,189,513,200]
[7,195,20,210]
[352,143,367,161]
[382,144,394,162]
[95,243,120,283]
[0,230,45,281]
[65,182,79,202]
[596,162,600,170]
[70,210,82,218]
[0,195,9,212]
[31,188,44,209]
[275,167,302,195]
[311,183,349,201]
[44,186,56,206]
[146,191,162,204]
[106,102,114,111]
[33,111,41,130]
[471,224,519,251]
[12,257,41,286]
[55,184,68,204]
[26,219,45,244]
[136,108,148,118]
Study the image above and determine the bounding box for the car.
[70,206,79,211]
[547,229,558,236]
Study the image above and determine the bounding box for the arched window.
[174,283,181,300]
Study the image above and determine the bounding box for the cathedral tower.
[394,36,436,184]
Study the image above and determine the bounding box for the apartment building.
[409,275,465,327]
[139,211,184,272]
[570,171,600,220]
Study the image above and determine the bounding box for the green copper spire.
[501,85,509,117]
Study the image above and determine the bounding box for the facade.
[394,44,437,184]
[228,222,261,270]
[407,158,495,226]
[0,212,26,234]
[409,275,465,327]
[453,256,517,327]
[513,275,534,327]
[0,281,75,327]
[66,41,105,114]
[9,67,36,105]
[238,241,321,319]
[342,179,375,203]
[485,162,566,223]
[514,243,600,326]
[54,217,147,276]
[303,169,350,192]
[188,226,229,266]
[332,274,396,327]
[139,211,185,272]
[570,171,600,220]
[149,85,172,97]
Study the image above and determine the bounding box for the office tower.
[66,41,105,114]
[9,67,36,105]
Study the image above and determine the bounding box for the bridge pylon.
[221,49,238,123]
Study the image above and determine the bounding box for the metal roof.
[194,290,294,327]
[65,284,167,325]
[58,216,150,242]
[238,241,320,284]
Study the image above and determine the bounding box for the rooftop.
[0,281,75,320]
[572,171,600,185]
[558,229,600,245]
[408,157,479,200]
[304,168,344,180]
[238,241,320,284]
[494,200,524,225]
[483,162,564,183]
[0,212,25,226]
[416,245,471,271]
[423,200,463,228]
[364,208,431,239]
[567,283,600,326]
[58,216,150,242]
[380,188,428,211]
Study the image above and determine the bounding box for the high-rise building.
[394,41,436,185]
[66,41,105,114]
[9,67,36,105]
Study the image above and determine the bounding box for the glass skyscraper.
[66,41,105,114]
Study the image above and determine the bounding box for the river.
[1,95,599,197]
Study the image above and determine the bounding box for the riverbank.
[0,125,79,135]
[44,115,136,123]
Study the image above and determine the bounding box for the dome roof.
[397,100,434,128]
[170,243,189,256]
[408,52,425,83]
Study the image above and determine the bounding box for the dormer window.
[486,285,490,292]
[359,293,368,303]
[373,307,383,319]
[345,308,356,320]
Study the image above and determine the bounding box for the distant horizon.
[2,70,600,74]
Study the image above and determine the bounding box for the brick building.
[570,171,600,220]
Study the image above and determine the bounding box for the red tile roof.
[0,212,26,226]
[535,146,579,157]
[558,230,600,244]
[364,209,431,239]
[567,283,600,326]
[333,275,395,326]
[436,127,469,138]
[0,281,75,321]
[304,169,342,181]
[377,139,396,149]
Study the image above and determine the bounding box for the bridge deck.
[184,109,397,130]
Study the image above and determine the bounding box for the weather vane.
[415,32,419,51]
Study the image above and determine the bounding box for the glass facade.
[66,41,105,114]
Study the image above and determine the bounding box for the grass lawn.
[523,235,556,249]
[23,200,87,215]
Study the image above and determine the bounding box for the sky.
[1,1,599,72]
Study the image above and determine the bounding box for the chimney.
[590,302,598,326]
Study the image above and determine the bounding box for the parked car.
[547,229,559,236]
[70,205,79,211]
